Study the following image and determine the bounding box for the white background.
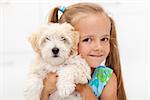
[0,0,150,100]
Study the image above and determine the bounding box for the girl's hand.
[40,72,57,100]
[76,84,97,100]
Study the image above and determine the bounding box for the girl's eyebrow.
[80,35,94,39]
[102,34,110,37]
[81,34,110,39]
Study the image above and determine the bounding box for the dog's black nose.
[52,47,59,54]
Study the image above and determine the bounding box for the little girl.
[40,2,126,100]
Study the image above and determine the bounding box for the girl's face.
[75,13,111,68]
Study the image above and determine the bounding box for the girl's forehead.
[75,13,111,36]
[81,32,110,37]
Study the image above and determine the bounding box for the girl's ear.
[70,31,80,55]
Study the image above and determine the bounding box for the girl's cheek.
[78,43,88,55]
[78,43,83,54]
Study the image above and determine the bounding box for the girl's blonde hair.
[48,3,126,100]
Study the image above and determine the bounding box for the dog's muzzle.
[52,47,59,56]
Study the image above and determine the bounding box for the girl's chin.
[88,61,103,68]
[90,64,101,68]
[87,58,104,67]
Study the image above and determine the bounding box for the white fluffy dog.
[24,23,91,100]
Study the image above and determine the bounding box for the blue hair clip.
[59,6,66,13]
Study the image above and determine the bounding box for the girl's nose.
[93,40,102,51]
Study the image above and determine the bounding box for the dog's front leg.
[56,67,76,98]
[69,55,91,84]
[24,74,43,100]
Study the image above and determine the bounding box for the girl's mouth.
[89,54,103,57]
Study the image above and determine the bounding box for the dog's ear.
[28,25,49,54]
[61,23,79,55]
[71,31,80,55]
[62,22,74,31]
[28,32,41,54]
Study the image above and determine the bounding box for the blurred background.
[0,0,150,100]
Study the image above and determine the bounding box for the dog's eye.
[61,37,66,41]
[46,37,50,41]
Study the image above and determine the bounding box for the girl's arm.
[40,87,49,100]
[76,73,117,100]
[76,84,97,100]
[100,73,117,100]
[40,73,57,100]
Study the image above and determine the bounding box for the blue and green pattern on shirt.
[88,66,113,98]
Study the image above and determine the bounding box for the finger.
[49,88,57,94]
[47,72,55,76]
[75,84,82,90]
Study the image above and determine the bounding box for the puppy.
[24,23,91,100]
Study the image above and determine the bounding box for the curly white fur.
[24,23,91,100]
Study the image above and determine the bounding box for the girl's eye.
[101,37,109,42]
[82,38,92,43]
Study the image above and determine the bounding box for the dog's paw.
[24,76,43,100]
[57,83,75,98]
[76,74,88,84]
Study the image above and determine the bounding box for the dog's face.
[29,23,79,66]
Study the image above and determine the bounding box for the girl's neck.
[91,68,95,75]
